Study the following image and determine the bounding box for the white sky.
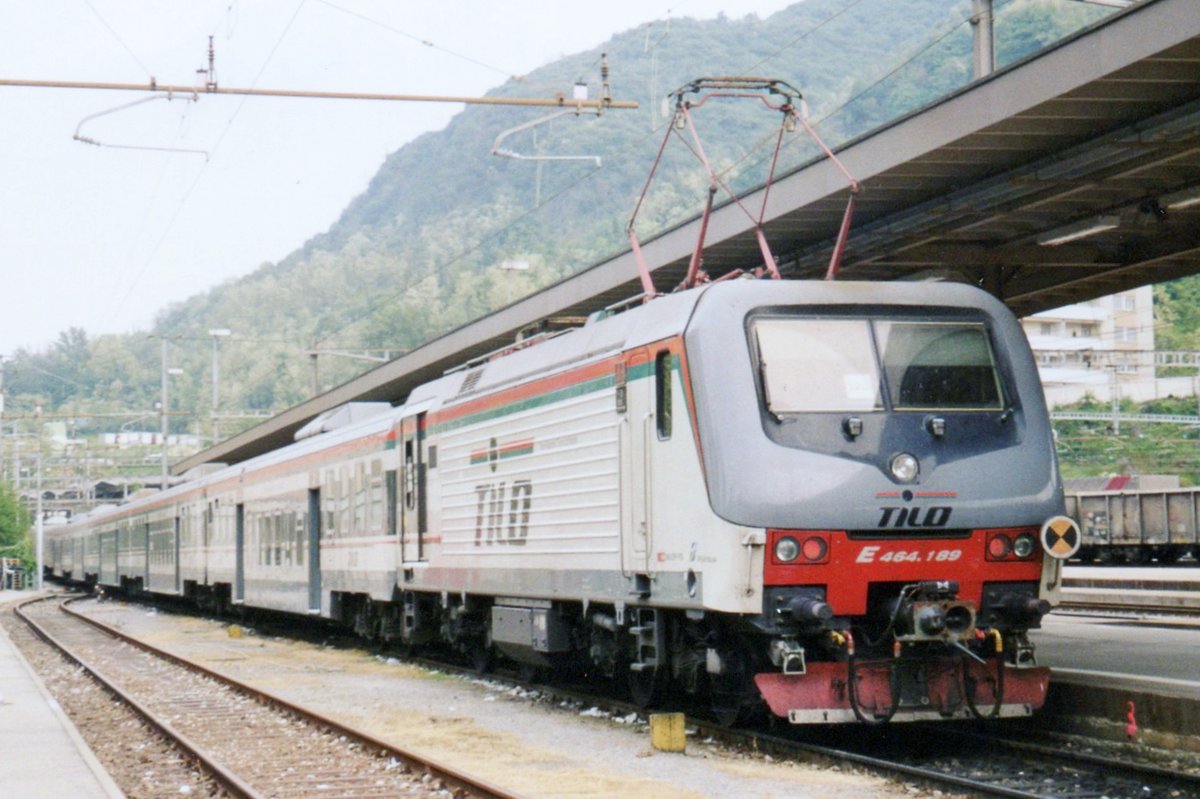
[0,0,799,356]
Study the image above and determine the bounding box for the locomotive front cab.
[685,281,1077,723]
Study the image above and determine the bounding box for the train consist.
[47,278,1080,724]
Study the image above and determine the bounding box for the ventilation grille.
[458,369,484,395]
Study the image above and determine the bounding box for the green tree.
[0,483,33,571]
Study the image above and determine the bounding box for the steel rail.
[414,647,1189,799]
[1053,603,1200,630]
[952,728,1200,790]
[401,654,1054,799]
[55,593,1196,798]
[15,595,261,799]
[19,594,524,799]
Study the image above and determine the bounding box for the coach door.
[143,522,151,590]
[204,499,215,585]
[234,503,245,603]
[99,530,118,585]
[398,412,428,563]
[173,515,182,594]
[307,488,321,612]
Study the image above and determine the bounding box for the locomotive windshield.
[755,318,1003,414]
[755,319,883,412]
[877,321,1002,410]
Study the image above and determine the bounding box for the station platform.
[1061,565,1200,614]
[0,592,125,799]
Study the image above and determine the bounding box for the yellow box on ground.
[648,712,686,753]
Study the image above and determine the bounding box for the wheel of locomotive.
[627,665,664,708]
[468,637,493,675]
[391,638,420,659]
[518,662,545,684]
[708,647,756,727]
[353,598,376,640]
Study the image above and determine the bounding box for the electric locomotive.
[416,277,1079,724]
[47,277,1079,725]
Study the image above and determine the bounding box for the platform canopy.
[177,0,1200,473]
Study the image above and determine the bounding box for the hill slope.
[8,0,1114,434]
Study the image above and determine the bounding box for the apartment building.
[1021,285,1157,406]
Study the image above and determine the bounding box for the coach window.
[369,459,384,533]
[283,512,295,565]
[655,350,673,440]
[258,513,267,566]
[341,465,353,536]
[404,441,415,510]
[323,469,337,537]
[354,461,368,534]
[385,469,398,536]
[294,512,305,567]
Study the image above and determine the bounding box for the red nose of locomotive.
[753,516,1077,723]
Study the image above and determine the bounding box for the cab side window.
[655,350,673,440]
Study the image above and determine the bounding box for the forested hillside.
[6,0,1114,441]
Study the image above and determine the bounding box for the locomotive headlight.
[1013,533,1036,559]
[889,452,919,483]
[775,536,800,563]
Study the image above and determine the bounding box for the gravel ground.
[72,598,948,799]
[0,595,229,799]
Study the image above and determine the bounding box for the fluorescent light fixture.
[1161,186,1200,211]
[1037,215,1120,247]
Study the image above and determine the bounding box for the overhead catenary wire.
[73,94,209,158]
[19,2,1108,393]
[68,0,1021,360]
[311,1,986,347]
[737,0,867,78]
[316,0,523,83]
[733,0,1053,191]
[94,0,314,333]
[81,0,156,80]
[0,78,636,109]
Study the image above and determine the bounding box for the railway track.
[395,630,1200,798]
[779,725,1200,799]
[46,593,1200,799]
[529,685,1200,799]
[15,594,522,799]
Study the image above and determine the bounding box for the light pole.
[160,338,168,488]
[499,260,530,305]
[35,405,43,591]
[970,0,995,80]
[0,353,6,485]
[158,336,184,489]
[208,328,231,442]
